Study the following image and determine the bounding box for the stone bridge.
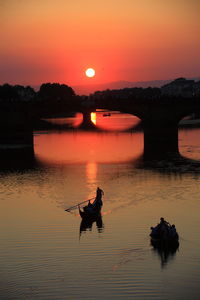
[83,94,200,158]
[0,95,199,160]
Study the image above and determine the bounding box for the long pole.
[65,197,95,212]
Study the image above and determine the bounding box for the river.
[0,112,200,299]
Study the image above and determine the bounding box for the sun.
[85,68,95,78]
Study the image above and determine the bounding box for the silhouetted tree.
[0,84,18,101]
[0,84,36,102]
[38,83,75,101]
[36,83,80,116]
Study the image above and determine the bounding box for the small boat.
[150,235,179,249]
[79,187,103,220]
[79,198,102,220]
[150,221,179,249]
[79,206,101,219]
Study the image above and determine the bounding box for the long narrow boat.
[79,206,101,220]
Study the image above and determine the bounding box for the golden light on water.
[86,162,98,198]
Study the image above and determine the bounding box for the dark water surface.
[0,113,200,299]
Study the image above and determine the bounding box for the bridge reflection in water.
[80,107,199,160]
[78,109,179,159]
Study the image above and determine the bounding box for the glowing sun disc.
[85,68,95,78]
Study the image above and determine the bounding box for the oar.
[65,197,95,212]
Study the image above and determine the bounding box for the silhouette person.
[93,187,104,210]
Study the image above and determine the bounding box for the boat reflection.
[79,214,104,236]
[151,239,179,268]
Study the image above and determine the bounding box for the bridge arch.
[95,97,200,158]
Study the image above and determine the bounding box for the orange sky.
[0,0,200,88]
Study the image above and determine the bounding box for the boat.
[78,187,103,219]
[79,207,101,219]
[150,221,179,249]
[150,235,179,249]
[79,203,102,219]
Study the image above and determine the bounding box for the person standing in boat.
[159,217,169,227]
[157,217,170,238]
[96,187,104,199]
[93,187,104,209]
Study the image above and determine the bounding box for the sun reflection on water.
[90,112,96,125]
[86,161,97,198]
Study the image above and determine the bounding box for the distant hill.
[72,80,169,95]
[72,77,200,95]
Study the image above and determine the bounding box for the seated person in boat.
[150,226,159,236]
[169,224,178,239]
[83,200,94,213]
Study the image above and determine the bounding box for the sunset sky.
[0,0,200,89]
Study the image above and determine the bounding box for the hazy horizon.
[1,76,200,96]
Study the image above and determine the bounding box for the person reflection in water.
[152,244,178,268]
[79,214,104,236]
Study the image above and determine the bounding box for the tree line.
[0,83,83,116]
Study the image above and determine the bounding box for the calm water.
[0,113,200,300]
